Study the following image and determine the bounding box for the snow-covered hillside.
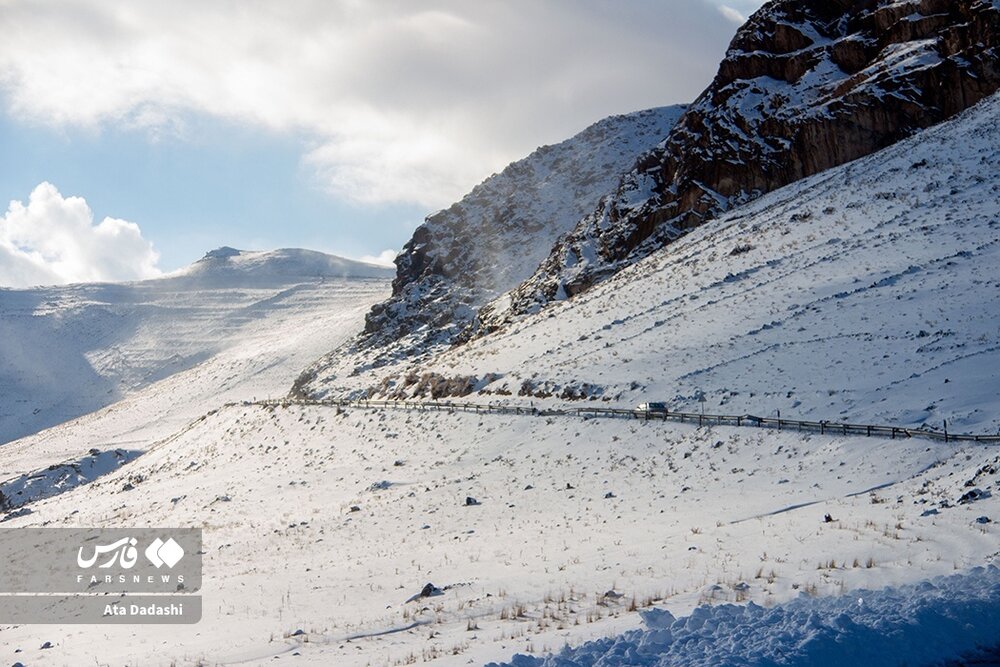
[299,106,685,392]
[486,0,1000,325]
[0,247,391,445]
[2,100,1000,664]
[352,92,1000,435]
[2,400,997,665]
[4,123,1000,655]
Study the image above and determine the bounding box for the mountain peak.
[202,246,243,260]
[483,0,1000,329]
[174,247,394,283]
[348,105,686,369]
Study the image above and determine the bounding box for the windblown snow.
[0,248,391,509]
[302,105,686,383]
[0,247,391,445]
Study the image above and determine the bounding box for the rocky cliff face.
[356,106,686,363]
[475,0,1000,333]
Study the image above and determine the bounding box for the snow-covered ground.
[2,402,997,665]
[489,566,1000,667]
[351,93,1000,436]
[0,246,390,446]
[0,248,391,507]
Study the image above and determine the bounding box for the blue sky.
[0,112,421,270]
[0,0,762,284]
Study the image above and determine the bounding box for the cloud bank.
[0,1,748,209]
[0,183,160,288]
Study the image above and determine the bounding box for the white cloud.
[718,5,747,23]
[709,0,766,24]
[0,1,741,209]
[0,183,160,288]
[358,249,398,267]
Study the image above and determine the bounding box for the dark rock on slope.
[477,0,1000,332]
[356,106,685,362]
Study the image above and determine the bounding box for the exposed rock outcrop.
[362,106,685,360]
[476,0,1000,332]
[297,106,685,395]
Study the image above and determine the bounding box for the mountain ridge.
[473,0,1000,334]
[0,246,391,445]
[169,246,394,283]
[295,105,686,396]
[348,89,1000,434]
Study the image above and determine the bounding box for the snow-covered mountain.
[353,91,1000,435]
[3,91,999,667]
[0,90,979,666]
[299,0,1000,403]
[171,246,393,284]
[295,106,685,396]
[2,5,999,666]
[479,0,1000,331]
[0,247,391,444]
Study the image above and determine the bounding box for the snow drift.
[490,566,1000,667]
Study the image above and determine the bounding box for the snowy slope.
[485,0,1000,326]
[0,247,392,445]
[0,278,389,510]
[355,92,1000,435]
[2,401,997,665]
[299,106,685,391]
[0,23,998,667]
